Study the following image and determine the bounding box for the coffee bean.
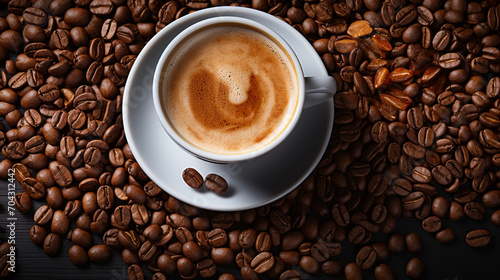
[438,53,462,69]
[406,257,425,279]
[14,192,31,213]
[102,19,117,40]
[127,264,144,280]
[482,190,500,208]
[96,185,114,210]
[34,204,53,225]
[90,0,114,16]
[412,167,431,183]
[118,230,141,251]
[391,178,410,196]
[417,127,434,147]
[432,165,453,185]
[405,232,423,254]
[29,224,48,246]
[465,229,491,247]
[182,168,203,189]
[71,228,93,248]
[348,225,367,245]
[369,242,388,262]
[23,7,48,26]
[205,173,228,194]
[344,262,363,280]
[403,142,426,159]
[486,77,500,98]
[422,216,442,233]
[138,240,158,262]
[368,173,388,196]
[250,251,274,273]
[68,245,89,267]
[43,233,62,257]
[374,263,396,280]
[356,246,376,270]
[206,229,228,247]
[51,210,70,236]
[197,259,216,278]
[331,203,350,226]
[464,202,485,220]
[435,228,455,244]
[402,192,425,210]
[211,247,234,265]
[388,233,405,254]
[116,24,137,44]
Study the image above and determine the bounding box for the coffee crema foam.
[161,25,299,155]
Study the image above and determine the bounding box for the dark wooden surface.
[1,178,500,280]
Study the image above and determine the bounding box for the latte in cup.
[159,24,299,155]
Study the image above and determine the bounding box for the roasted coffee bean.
[182,168,203,189]
[197,259,216,278]
[464,202,485,220]
[432,165,453,185]
[348,225,367,245]
[344,262,363,280]
[97,185,114,210]
[356,246,376,270]
[204,173,228,194]
[90,0,114,16]
[30,224,48,246]
[403,142,426,159]
[43,233,62,257]
[392,178,412,196]
[118,230,141,251]
[124,184,146,204]
[251,252,275,274]
[406,257,425,279]
[374,263,396,280]
[422,216,442,233]
[34,204,53,225]
[482,190,500,208]
[405,232,423,254]
[127,264,144,280]
[430,196,449,218]
[211,247,234,265]
[51,210,70,236]
[71,228,93,248]
[438,53,462,69]
[14,192,32,213]
[402,192,425,210]
[68,245,89,267]
[412,167,431,183]
[388,233,405,254]
[139,240,158,262]
[435,228,455,244]
[368,173,388,196]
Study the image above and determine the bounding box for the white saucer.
[123,7,334,211]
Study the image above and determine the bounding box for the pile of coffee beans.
[1,0,500,279]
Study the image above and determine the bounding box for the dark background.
[1,179,500,280]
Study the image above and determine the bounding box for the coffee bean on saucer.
[205,173,228,194]
[182,168,203,189]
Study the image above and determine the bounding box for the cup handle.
[304,76,337,109]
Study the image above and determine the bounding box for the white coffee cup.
[153,16,336,163]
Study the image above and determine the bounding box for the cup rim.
[153,16,305,163]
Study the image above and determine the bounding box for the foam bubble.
[215,66,250,105]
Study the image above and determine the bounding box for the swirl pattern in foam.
[161,25,299,155]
